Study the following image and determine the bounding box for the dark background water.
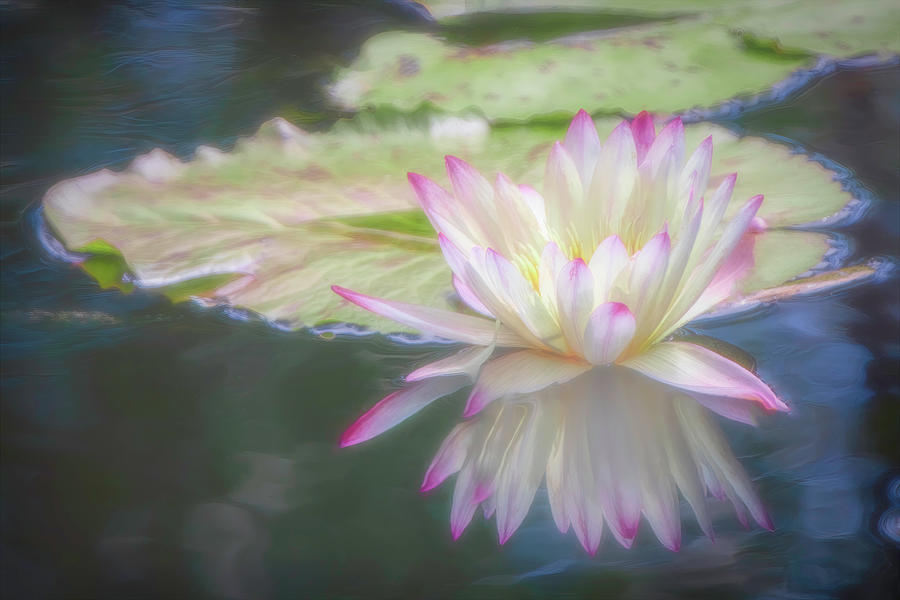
[1,2,898,599]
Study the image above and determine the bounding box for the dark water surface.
[2,2,899,599]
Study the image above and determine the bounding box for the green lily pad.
[329,20,808,122]
[43,116,857,335]
[713,0,900,58]
[427,0,900,57]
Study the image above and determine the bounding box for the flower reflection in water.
[332,110,786,553]
[421,367,772,554]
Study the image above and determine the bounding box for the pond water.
[1,2,898,599]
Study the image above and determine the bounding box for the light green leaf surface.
[329,21,807,121]
[43,116,856,335]
[427,0,900,57]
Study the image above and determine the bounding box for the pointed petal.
[590,122,637,233]
[450,462,479,539]
[630,111,656,165]
[563,109,601,188]
[622,341,787,412]
[643,117,685,177]
[445,155,494,216]
[582,302,636,365]
[454,275,495,318]
[421,422,476,492]
[340,376,469,447]
[332,285,523,346]
[408,172,476,251]
[444,156,499,247]
[679,136,713,203]
[464,351,590,417]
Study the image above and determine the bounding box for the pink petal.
[563,109,601,187]
[340,376,470,447]
[331,285,523,347]
[630,110,656,165]
[582,302,636,365]
[421,422,475,492]
[622,341,788,412]
[464,351,591,417]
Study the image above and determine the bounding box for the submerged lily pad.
[329,21,808,122]
[43,116,858,335]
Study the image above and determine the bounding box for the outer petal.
[331,285,523,347]
[582,302,636,365]
[464,351,591,417]
[340,376,470,447]
[622,341,787,412]
[406,344,494,382]
[453,275,495,318]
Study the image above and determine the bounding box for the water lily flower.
[332,110,787,550]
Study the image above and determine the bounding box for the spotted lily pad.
[42,116,861,335]
[427,0,900,57]
[329,20,808,122]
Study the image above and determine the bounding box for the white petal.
[587,235,629,302]
[465,351,590,417]
[421,421,476,492]
[555,259,595,354]
[622,341,787,412]
[582,302,636,365]
[406,345,495,382]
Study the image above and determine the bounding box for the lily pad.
[43,116,857,335]
[328,20,808,122]
[427,0,900,57]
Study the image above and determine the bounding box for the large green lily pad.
[331,1,898,122]
[427,0,900,57]
[329,20,808,122]
[43,116,859,335]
